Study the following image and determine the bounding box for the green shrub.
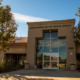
[0,60,6,70]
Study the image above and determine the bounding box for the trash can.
[70,64,76,71]
[25,63,30,70]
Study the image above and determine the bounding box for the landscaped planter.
[70,64,76,71]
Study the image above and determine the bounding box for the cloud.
[12,13,49,22]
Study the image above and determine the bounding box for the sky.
[2,0,80,37]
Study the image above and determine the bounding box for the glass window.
[37,53,43,61]
[37,46,44,52]
[36,31,66,69]
[44,62,50,68]
[50,53,59,62]
[37,54,43,68]
[44,32,50,39]
[51,32,58,39]
[59,39,66,69]
[44,46,50,53]
[51,39,58,53]
[44,39,50,46]
[59,39,66,63]
[51,62,58,68]
[44,54,50,61]
[37,40,44,45]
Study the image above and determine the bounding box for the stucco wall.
[5,46,27,54]
[0,46,27,60]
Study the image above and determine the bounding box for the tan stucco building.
[0,19,80,70]
[27,19,80,70]
[0,37,27,63]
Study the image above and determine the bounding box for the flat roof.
[27,19,75,26]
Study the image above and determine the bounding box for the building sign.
[30,25,71,29]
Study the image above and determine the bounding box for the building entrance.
[43,53,59,69]
[36,31,67,69]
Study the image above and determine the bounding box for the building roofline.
[9,42,27,46]
[27,19,75,26]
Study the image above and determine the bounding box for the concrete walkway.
[0,69,80,80]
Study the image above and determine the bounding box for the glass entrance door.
[43,53,59,69]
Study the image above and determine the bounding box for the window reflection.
[59,39,66,69]
[38,40,44,45]
[44,46,50,53]
[51,32,58,39]
[44,55,50,61]
[44,32,50,39]
[51,62,58,68]
[44,62,50,68]
[37,54,43,68]
[36,31,66,69]
[44,39,50,46]
[37,46,44,54]
[51,39,58,53]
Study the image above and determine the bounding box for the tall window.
[36,31,66,69]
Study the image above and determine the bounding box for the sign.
[30,25,71,29]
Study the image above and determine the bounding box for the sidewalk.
[0,69,80,80]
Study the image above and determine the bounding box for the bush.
[0,60,6,70]
[0,60,25,73]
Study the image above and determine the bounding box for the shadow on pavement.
[0,69,80,80]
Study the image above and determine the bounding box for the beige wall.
[27,19,76,70]
[0,37,27,60]
[0,46,27,60]
[5,46,27,54]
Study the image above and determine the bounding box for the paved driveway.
[0,69,80,80]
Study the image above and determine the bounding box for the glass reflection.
[50,53,59,62]
[51,57,58,62]
[59,39,66,69]
[44,46,50,53]
[37,46,44,56]
[51,62,58,67]
[44,55,50,61]
[36,31,66,69]
[51,39,58,52]
[51,32,58,39]
[44,32,50,39]
[38,40,44,45]
[37,54,43,68]
[44,62,50,68]
[44,39,50,46]
[59,39,66,62]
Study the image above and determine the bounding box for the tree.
[74,25,80,43]
[75,7,80,43]
[0,2,18,51]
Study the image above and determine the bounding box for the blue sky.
[2,0,80,37]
